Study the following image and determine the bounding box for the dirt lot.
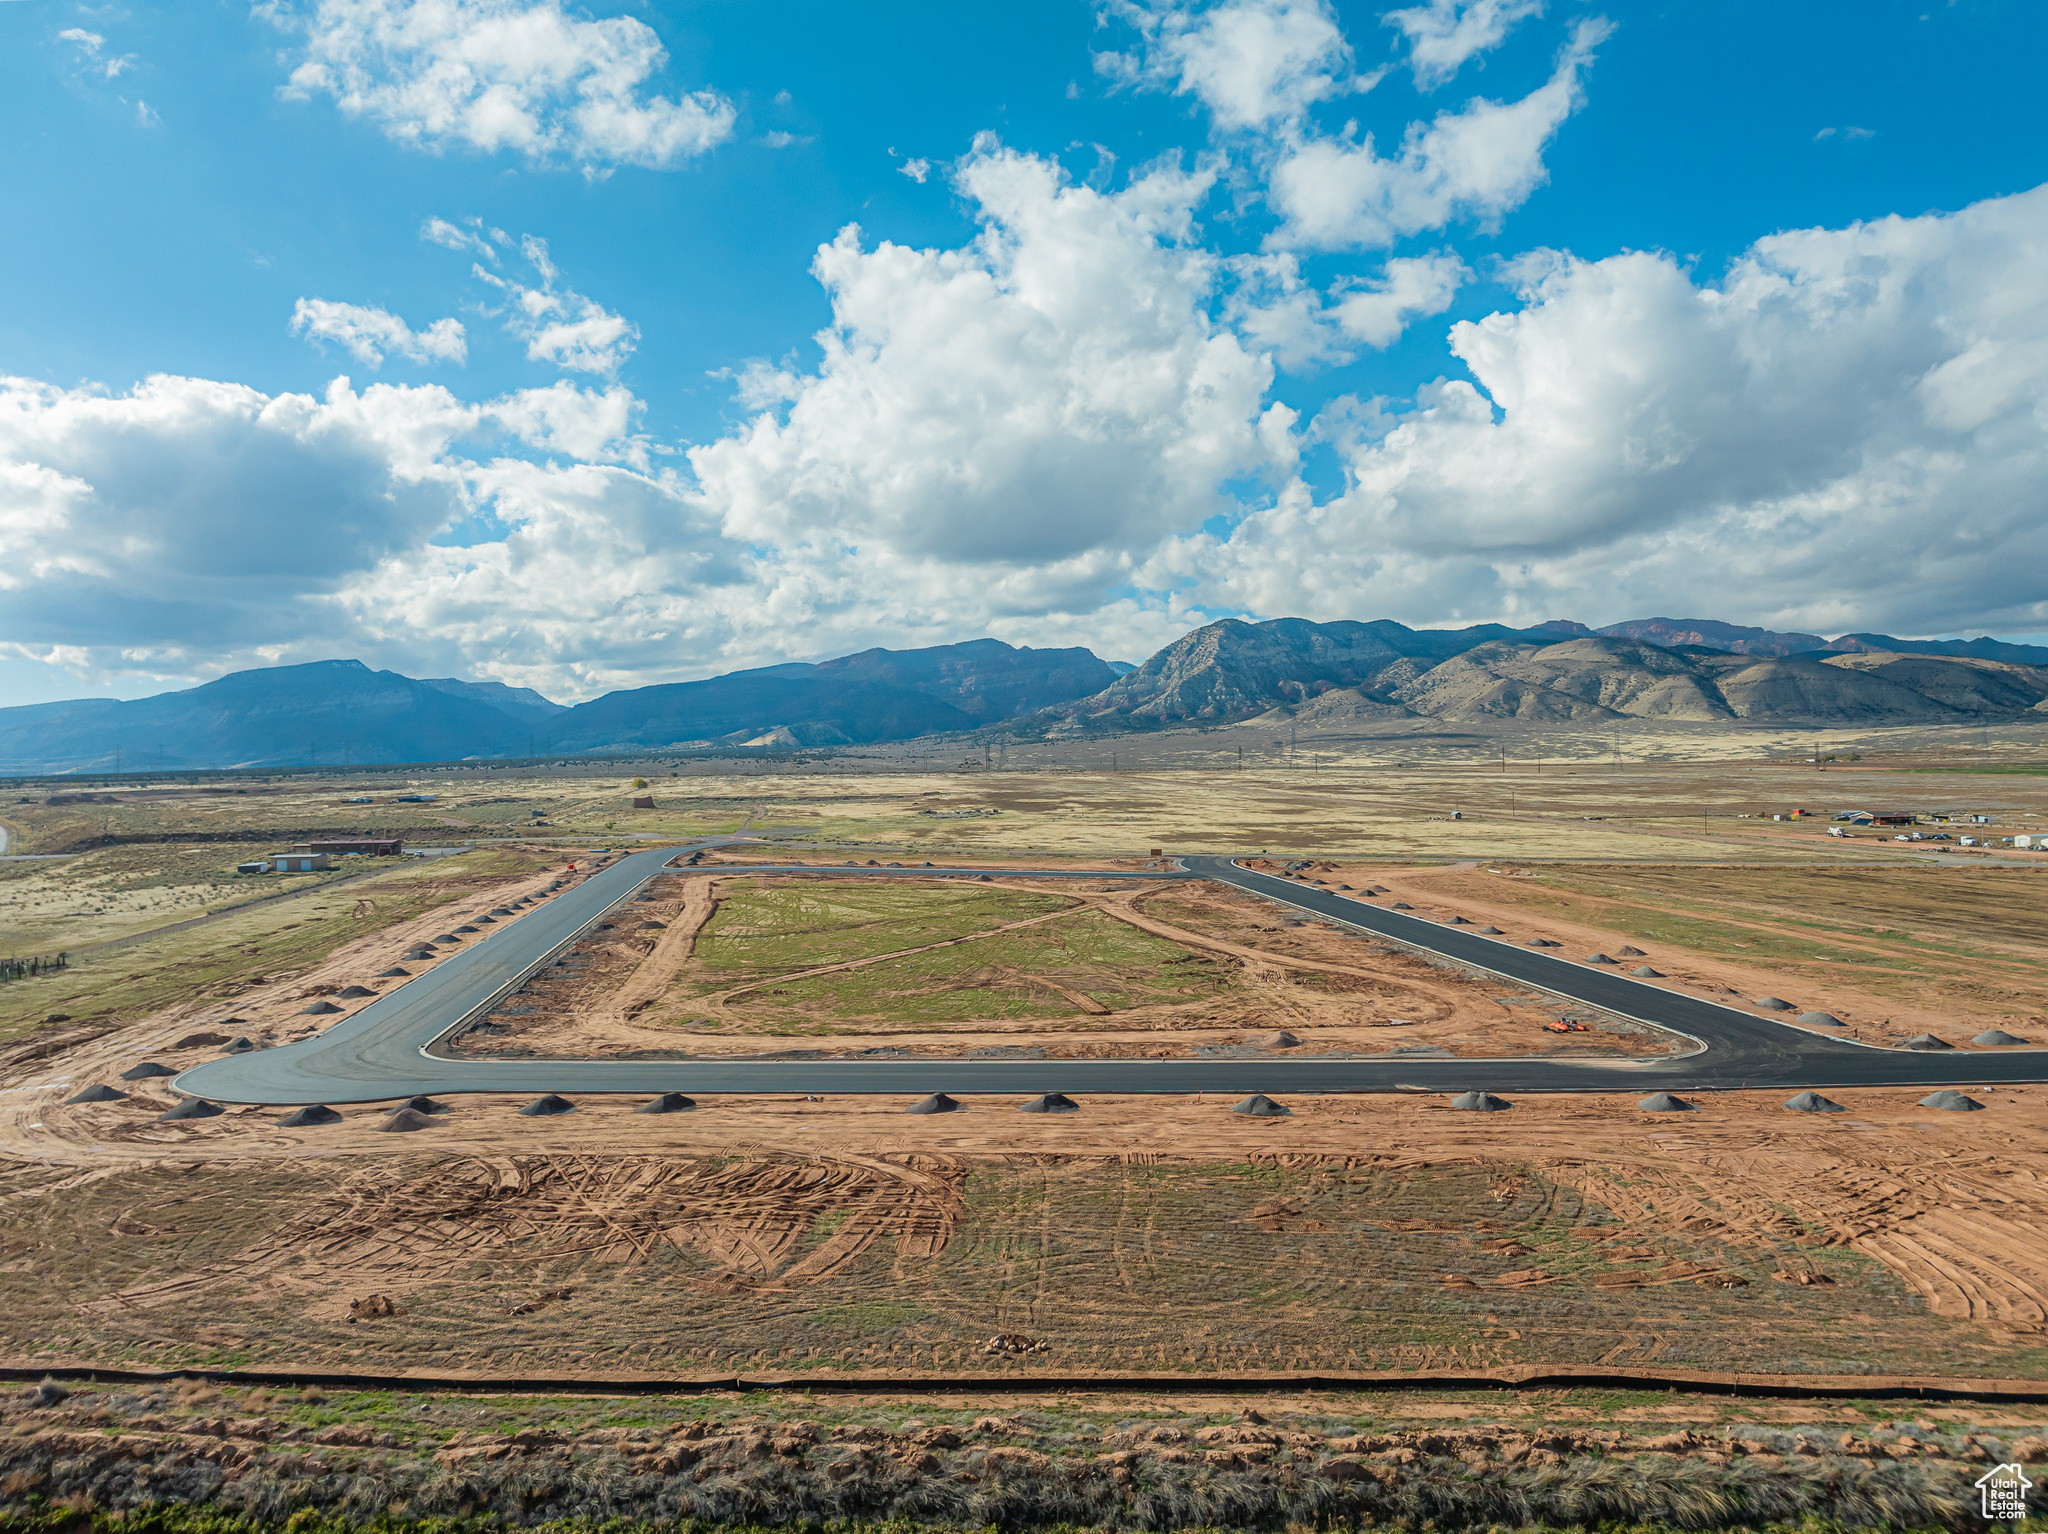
[5,1076,2048,1385]
[1316,861,2048,1047]
[451,874,1669,1063]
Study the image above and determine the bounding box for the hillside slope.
[0,660,533,772]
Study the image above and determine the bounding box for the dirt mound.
[338,986,376,999]
[1261,1030,1302,1049]
[1616,945,1646,957]
[1784,1090,1845,1113]
[379,1107,435,1132]
[1632,966,1664,977]
[1525,938,1559,947]
[1974,1029,2028,1045]
[1638,1092,1695,1112]
[1798,1011,1842,1026]
[120,1062,175,1081]
[348,1294,405,1320]
[65,1084,126,1104]
[906,1093,961,1114]
[1918,1089,1984,1111]
[1478,925,1503,934]
[376,967,411,978]
[1389,901,1412,910]
[1018,1092,1079,1114]
[223,1036,257,1053]
[1451,1090,1510,1112]
[1586,952,1615,963]
[432,933,461,943]
[1901,1033,1951,1050]
[1445,915,1470,925]
[638,920,667,930]
[172,1031,231,1048]
[1232,1094,1290,1117]
[158,1098,223,1122]
[301,1001,342,1015]
[637,1092,696,1113]
[520,1094,577,1117]
[279,1104,343,1126]
[1755,997,1792,1010]
[403,1095,447,1114]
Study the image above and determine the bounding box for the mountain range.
[1,618,2043,773]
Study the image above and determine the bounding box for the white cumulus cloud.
[473,235,637,373]
[1180,184,2048,638]
[686,139,1282,571]
[1382,0,1547,89]
[1265,16,1611,250]
[272,0,736,173]
[1094,0,1360,130]
[290,298,469,367]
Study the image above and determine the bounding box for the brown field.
[2,743,2048,1412]
[4,1085,2048,1385]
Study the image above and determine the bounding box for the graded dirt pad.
[450,874,1675,1064]
[1349,860,2048,1046]
[7,1086,2048,1384]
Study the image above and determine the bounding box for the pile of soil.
[379,1107,434,1132]
[119,1062,174,1081]
[1232,1094,1290,1117]
[905,1093,961,1115]
[278,1104,342,1126]
[65,1084,125,1104]
[637,1092,696,1113]
[1975,1029,2028,1045]
[1633,966,1664,977]
[1262,1031,1302,1049]
[338,986,376,999]
[377,966,410,978]
[1638,1092,1694,1112]
[520,1094,577,1117]
[1918,1090,1984,1112]
[158,1098,222,1122]
[403,1095,447,1114]
[1901,1033,1951,1050]
[1018,1092,1079,1114]
[1784,1090,1845,1113]
[1798,1011,1841,1026]
[1754,997,1792,1011]
[1451,1090,1510,1112]
[301,1001,341,1015]
[171,1031,231,1049]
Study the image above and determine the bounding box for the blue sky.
[2,0,2045,703]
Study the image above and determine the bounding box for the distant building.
[294,838,402,856]
[271,852,333,873]
[395,793,437,803]
[236,860,269,874]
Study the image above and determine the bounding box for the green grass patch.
[730,909,1215,1027]
[696,879,1073,975]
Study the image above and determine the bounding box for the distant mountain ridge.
[1,620,2042,772]
[0,639,1117,771]
[1046,620,2048,733]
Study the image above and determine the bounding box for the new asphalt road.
[171,845,2047,1107]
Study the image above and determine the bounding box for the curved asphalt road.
[173,845,2047,1106]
